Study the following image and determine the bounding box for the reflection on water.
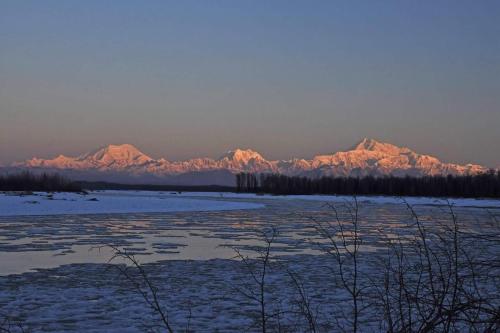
[0,196,498,275]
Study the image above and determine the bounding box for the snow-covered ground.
[1,190,498,217]
[0,255,389,332]
[0,192,498,332]
[103,190,500,208]
[0,191,263,216]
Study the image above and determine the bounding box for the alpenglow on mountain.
[10,139,487,186]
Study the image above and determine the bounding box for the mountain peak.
[353,138,380,150]
[352,138,412,155]
[80,144,153,165]
[218,149,264,163]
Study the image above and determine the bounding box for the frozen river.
[0,191,499,332]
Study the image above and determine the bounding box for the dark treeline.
[236,171,500,198]
[78,181,234,192]
[0,172,82,192]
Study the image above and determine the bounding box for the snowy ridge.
[11,139,489,184]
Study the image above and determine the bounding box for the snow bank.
[115,191,500,208]
[3,190,495,217]
[0,191,264,216]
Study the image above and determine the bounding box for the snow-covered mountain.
[304,138,485,178]
[21,144,153,171]
[10,139,488,185]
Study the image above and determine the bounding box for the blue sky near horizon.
[1,1,499,167]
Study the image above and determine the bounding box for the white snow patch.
[0,191,263,216]
[105,191,500,208]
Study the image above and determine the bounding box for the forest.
[0,172,82,192]
[236,170,500,198]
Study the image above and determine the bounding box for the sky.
[1,1,499,167]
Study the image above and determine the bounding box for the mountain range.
[7,138,487,186]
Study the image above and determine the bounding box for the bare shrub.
[106,245,178,333]
[305,198,499,332]
[372,201,500,332]
[286,268,318,332]
[0,313,25,333]
[230,227,279,333]
[308,197,366,332]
